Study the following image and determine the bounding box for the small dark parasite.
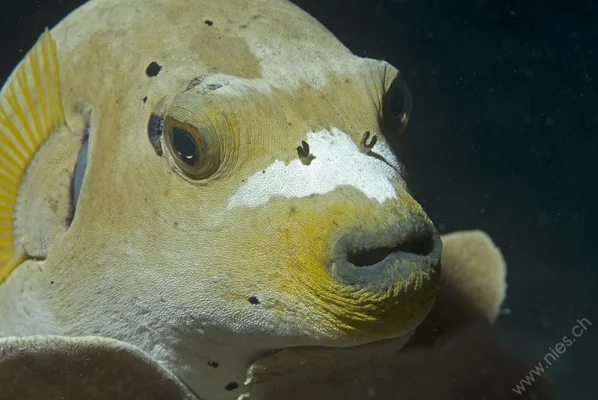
[147,97,168,156]
[361,131,378,153]
[296,140,314,165]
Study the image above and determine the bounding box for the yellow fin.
[0,28,65,283]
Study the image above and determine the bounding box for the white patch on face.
[228,128,400,209]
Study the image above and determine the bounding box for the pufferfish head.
[147,67,440,343]
[0,0,441,398]
[130,64,442,395]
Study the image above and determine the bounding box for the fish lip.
[328,219,442,291]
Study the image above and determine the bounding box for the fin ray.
[0,28,65,283]
[0,108,30,161]
[16,67,44,144]
[6,84,36,154]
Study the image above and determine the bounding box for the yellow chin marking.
[271,194,439,341]
[0,29,66,283]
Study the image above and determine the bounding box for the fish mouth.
[346,237,434,267]
[329,217,441,292]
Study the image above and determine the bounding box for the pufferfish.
[0,1,510,400]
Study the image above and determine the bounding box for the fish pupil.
[387,86,404,118]
[172,127,199,165]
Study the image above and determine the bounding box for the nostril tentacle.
[359,130,378,153]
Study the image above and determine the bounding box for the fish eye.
[381,76,412,137]
[386,86,405,119]
[172,127,199,166]
[163,117,219,179]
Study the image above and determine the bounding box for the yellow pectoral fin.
[0,28,66,283]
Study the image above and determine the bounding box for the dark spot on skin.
[142,96,148,104]
[147,107,165,156]
[47,197,59,213]
[204,19,213,26]
[146,62,162,77]
[289,206,296,214]
[248,296,260,305]
[206,83,222,90]
[225,382,239,391]
[208,360,219,368]
[50,281,54,285]
[174,221,179,228]
[262,170,265,174]
[186,76,205,92]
